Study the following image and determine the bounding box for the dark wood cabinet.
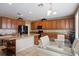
[7,18,12,28]
[61,19,66,29]
[31,17,75,30]
[34,35,39,45]
[0,16,25,29]
[1,17,7,29]
[65,18,75,30]
[69,18,75,30]
[3,39,16,56]
[65,19,70,29]
[47,21,51,29]
[0,17,12,29]
[11,19,16,29]
[13,20,18,29]
[51,20,57,29]
[56,19,66,29]
[56,20,61,29]
[31,22,35,30]
[40,32,69,40]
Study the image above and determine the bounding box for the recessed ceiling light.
[29,11,32,14]
[8,3,12,5]
[53,11,57,15]
[47,10,52,16]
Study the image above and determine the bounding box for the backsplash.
[44,30,70,34]
[31,30,70,34]
[0,29,17,35]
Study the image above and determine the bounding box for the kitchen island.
[16,34,39,53]
[0,34,39,55]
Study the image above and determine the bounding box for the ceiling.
[0,3,78,21]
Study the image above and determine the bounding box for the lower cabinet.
[45,33,57,40]
[47,33,69,40]
[34,35,39,45]
[34,32,69,45]
[2,39,16,56]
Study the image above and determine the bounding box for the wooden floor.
[16,46,67,56]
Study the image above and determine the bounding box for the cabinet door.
[65,19,70,29]
[19,20,24,25]
[15,20,19,29]
[51,20,57,29]
[18,20,22,25]
[47,21,51,29]
[22,21,25,25]
[0,17,2,28]
[41,21,47,29]
[53,33,57,39]
[11,20,15,29]
[48,21,52,29]
[56,20,60,29]
[45,21,49,29]
[31,22,35,30]
[31,22,37,30]
[37,21,42,26]
[34,22,37,29]
[31,22,33,30]
[50,21,53,29]
[72,19,75,31]
[60,19,66,29]
[2,17,7,29]
[7,18,12,28]
[34,35,39,45]
[69,19,74,30]
[11,20,14,29]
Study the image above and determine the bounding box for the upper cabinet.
[0,16,25,29]
[1,17,7,28]
[7,18,12,28]
[65,17,75,30]
[31,17,75,30]
[51,20,57,29]
[65,18,70,29]
[56,19,66,29]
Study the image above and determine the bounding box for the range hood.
[41,18,47,21]
[17,17,23,20]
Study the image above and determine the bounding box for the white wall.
[25,21,31,36]
[75,7,79,39]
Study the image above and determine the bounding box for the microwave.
[37,26,42,29]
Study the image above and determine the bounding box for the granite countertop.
[0,33,39,40]
[31,30,69,34]
[16,33,39,40]
[0,35,17,40]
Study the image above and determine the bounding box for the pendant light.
[47,3,52,16]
